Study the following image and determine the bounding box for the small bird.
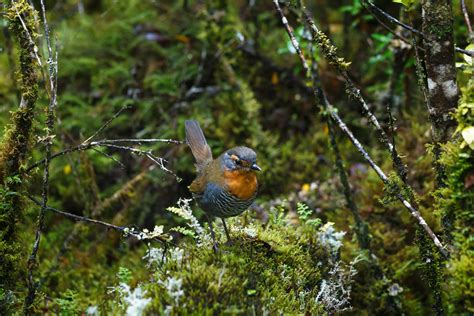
[185,120,261,251]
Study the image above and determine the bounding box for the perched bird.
[185,120,261,251]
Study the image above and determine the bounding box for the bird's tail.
[185,120,213,170]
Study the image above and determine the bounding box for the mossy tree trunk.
[421,0,459,185]
[420,1,458,315]
[0,1,39,311]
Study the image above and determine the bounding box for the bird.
[185,120,261,251]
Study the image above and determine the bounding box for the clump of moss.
[91,201,357,315]
[435,47,474,313]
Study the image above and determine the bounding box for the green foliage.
[54,290,81,315]
[434,40,474,314]
[117,267,133,284]
[0,1,471,314]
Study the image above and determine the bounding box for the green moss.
[0,1,39,312]
[144,217,328,314]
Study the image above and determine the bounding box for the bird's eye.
[230,154,241,165]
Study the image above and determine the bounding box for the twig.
[25,138,183,173]
[24,0,57,311]
[329,109,448,257]
[301,7,409,182]
[81,104,132,144]
[363,0,474,57]
[26,195,172,244]
[97,138,184,145]
[366,5,412,46]
[461,0,473,36]
[272,0,448,257]
[306,38,371,250]
[91,147,125,169]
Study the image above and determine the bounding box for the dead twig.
[26,195,172,244]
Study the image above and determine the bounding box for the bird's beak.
[251,163,262,171]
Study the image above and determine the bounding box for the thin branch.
[328,109,448,258]
[24,0,57,311]
[364,1,423,37]
[81,104,132,144]
[25,138,183,173]
[26,195,172,244]
[301,8,408,182]
[97,138,184,145]
[272,0,448,257]
[91,147,126,169]
[363,0,474,57]
[461,0,473,36]
[367,5,412,46]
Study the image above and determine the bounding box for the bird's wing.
[185,120,213,171]
[189,174,207,194]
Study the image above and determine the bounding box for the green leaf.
[393,0,416,8]
[461,126,474,149]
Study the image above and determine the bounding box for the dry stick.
[301,8,408,183]
[272,1,448,257]
[82,104,132,144]
[461,0,473,36]
[24,0,57,311]
[367,5,412,45]
[25,138,183,173]
[363,0,474,57]
[26,195,172,244]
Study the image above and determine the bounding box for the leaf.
[393,0,416,8]
[461,126,474,149]
[463,44,474,64]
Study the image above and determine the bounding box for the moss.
[0,1,39,311]
[422,1,453,39]
[144,218,328,314]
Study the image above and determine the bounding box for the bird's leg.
[221,218,232,245]
[206,214,219,253]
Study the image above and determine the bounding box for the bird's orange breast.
[223,170,258,200]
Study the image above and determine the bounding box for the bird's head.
[222,146,261,172]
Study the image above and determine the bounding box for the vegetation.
[0,0,472,314]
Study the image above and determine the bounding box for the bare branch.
[461,0,473,38]
[25,138,183,174]
[363,0,474,57]
[301,8,409,182]
[26,194,172,244]
[82,104,132,144]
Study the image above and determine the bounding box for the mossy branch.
[302,8,409,183]
[0,1,39,309]
[272,1,448,258]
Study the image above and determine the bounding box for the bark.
[421,0,458,145]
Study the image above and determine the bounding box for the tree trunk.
[421,0,458,146]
